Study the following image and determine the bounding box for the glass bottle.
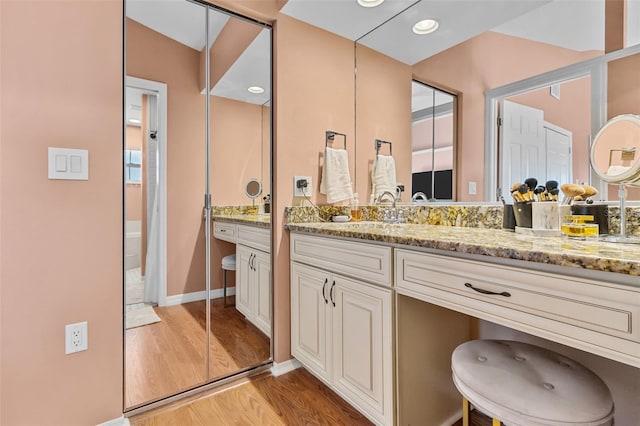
[350,193,362,222]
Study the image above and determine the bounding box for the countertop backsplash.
[285,204,640,235]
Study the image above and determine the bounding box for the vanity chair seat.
[221,254,236,307]
[451,340,614,426]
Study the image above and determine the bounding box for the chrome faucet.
[376,191,405,223]
[411,192,428,203]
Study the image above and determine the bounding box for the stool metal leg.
[492,419,501,426]
[462,397,469,426]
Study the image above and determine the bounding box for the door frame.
[125,75,168,307]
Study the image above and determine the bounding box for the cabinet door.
[235,244,253,320]
[333,276,393,426]
[253,250,271,336]
[290,263,331,380]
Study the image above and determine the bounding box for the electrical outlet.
[294,176,312,197]
[65,321,88,354]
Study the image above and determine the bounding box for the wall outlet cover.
[65,321,88,354]
[294,176,312,197]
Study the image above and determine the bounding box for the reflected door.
[124,0,273,412]
[207,7,272,383]
[125,0,208,410]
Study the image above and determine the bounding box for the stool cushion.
[222,254,236,271]
[452,340,614,426]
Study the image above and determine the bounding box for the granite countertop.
[212,214,270,228]
[286,221,640,278]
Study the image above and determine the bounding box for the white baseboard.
[165,287,236,307]
[97,415,130,426]
[439,408,463,426]
[270,358,302,377]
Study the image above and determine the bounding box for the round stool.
[221,254,236,307]
[451,340,614,426]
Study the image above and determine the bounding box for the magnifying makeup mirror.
[245,178,263,212]
[590,114,640,243]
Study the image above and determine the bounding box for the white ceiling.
[281,0,609,65]
[126,0,270,112]
[125,0,639,124]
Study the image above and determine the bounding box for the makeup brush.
[549,187,560,202]
[524,178,538,200]
[518,184,532,202]
[545,180,559,191]
[560,183,585,205]
[534,185,547,201]
[582,185,598,198]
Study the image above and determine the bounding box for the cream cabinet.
[290,233,393,426]
[236,244,271,336]
[395,248,640,367]
[227,224,270,337]
[213,221,237,243]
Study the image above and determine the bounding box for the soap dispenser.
[350,193,362,222]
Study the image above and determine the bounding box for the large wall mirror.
[284,0,639,204]
[124,0,272,411]
[485,44,640,202]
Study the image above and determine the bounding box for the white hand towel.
[320,147,353,204]
[372,154,397,198]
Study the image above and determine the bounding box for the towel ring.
[375,139,392,156]
[326,131,347,149]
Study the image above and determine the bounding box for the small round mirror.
[590,114,640,185]
[245,178,263,200]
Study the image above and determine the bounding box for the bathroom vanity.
[213,215,271,336]
[287,221,640,425]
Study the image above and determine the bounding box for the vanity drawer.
[213,221,237,243]
[396,249,640,366]
[237,224,270,253]
[290,233,392,287]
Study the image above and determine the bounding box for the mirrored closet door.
[124,0,272,411]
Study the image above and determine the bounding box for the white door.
[254,250,271,336]
[332,276,393,426]
[235,245,253,320]
[290,263,331,381]
[545,123,573,187]
[500,100,545,202]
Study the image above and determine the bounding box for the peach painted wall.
[126,125,143,221]
[355,45,412,203]
[273,14,356,361]
[0,1,123,424]
[509,76,592,185]
[607,51,640,200]
[412,31,601,201]
[127,18,207,297]
[210,96,265,205]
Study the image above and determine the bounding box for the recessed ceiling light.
[248,86,265,94]
[357,0,384,8]
[413,19,439,35]
[128,118,141,124]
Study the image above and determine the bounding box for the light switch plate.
[48,147,88,180]
[468,181,477,195]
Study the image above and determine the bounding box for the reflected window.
[125,149,142,183]
[411,81,456,200]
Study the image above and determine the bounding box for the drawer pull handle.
[464,282,511,297]
[322,279,328,304]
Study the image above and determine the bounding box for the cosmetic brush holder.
[532,202,559,230]
[513,202,532,228]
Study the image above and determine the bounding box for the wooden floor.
[130,367,494,426]
[129,368,372,426]
[125,297,270,409]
